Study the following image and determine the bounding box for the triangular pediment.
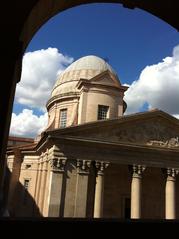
[49,110,179,149]
[76,70,128,92]
[89,70,121,88]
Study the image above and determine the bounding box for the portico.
[31,109,179,219]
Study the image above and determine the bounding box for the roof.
[7,110,179,161]
[62,55,118,75]
[8,136,34,143]
[51,55,120,97]
[46,109,179,134]
[7,136,36,153]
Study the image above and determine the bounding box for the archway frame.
[0,0,179,212]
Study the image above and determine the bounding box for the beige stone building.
[6,55,179,219]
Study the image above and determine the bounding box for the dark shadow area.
[86,161,96,218]
[59,167,67,217]
[2,166,42,217]
[0,165,11,216]
[0,217,178,238]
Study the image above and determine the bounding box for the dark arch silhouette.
[0,0,178,214]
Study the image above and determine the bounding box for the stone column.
[36,159,43,207]
[38,161,45,212]
[34,162,40,205]
[33,160,42,216]
[74,160,91,217]
[47,146,67,217]
[165,168,178,219]
[39,159,48,213]
[42,163,51,217]
[93,161,109,218]
[130,165,145,219]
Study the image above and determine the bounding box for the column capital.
[166,168,179,180]
[95,161,109,176]
[131,165,146,178]
[49,157,67,172]
[76,160,91,174]
[48,145,67,172]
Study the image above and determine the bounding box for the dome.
[51,55,120,97]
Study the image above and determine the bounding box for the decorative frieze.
[95,161,110,176]
[147,137,179,148]
[76,160,91,174]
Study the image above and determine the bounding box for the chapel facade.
[6,55,179,219]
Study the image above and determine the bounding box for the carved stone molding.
[95,161,110,176]
[39,154,43,164]
[49,157,67,172]
[43,151,49,162]
[131,165,146,178]
[76,160,91,174]
[147,137,179,148]
[107,119,179,147]
[166,168,179,179]
[38,150,49,165]
[48,145,67,172]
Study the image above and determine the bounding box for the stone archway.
[0,0,179,213]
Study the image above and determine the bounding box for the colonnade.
[34,148,178,219]
[130,166,178,219]
[93,163,178,219]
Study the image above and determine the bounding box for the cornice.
[46,92,80,110]
[48,135,179,168]
[46,110,179,137]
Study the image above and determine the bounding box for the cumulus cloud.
[15,48,73,111]
[173,114,179,119]
[10,109,48,137]
[124,45,179,118]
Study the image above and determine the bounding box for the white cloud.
[10,109,48,137]
[124,45,179,117]
[173,114,179,119]
[15,48,73,111]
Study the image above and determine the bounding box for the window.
[97,105,109,120]
[25,164,31,169]
[23,179,30,205]
[24,179,30,190]
[60,109,67,128]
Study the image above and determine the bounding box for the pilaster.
[47,145,67,217]
[74,159,91,217]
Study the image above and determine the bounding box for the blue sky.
[10,3,179,137]
[27,3,179,84]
